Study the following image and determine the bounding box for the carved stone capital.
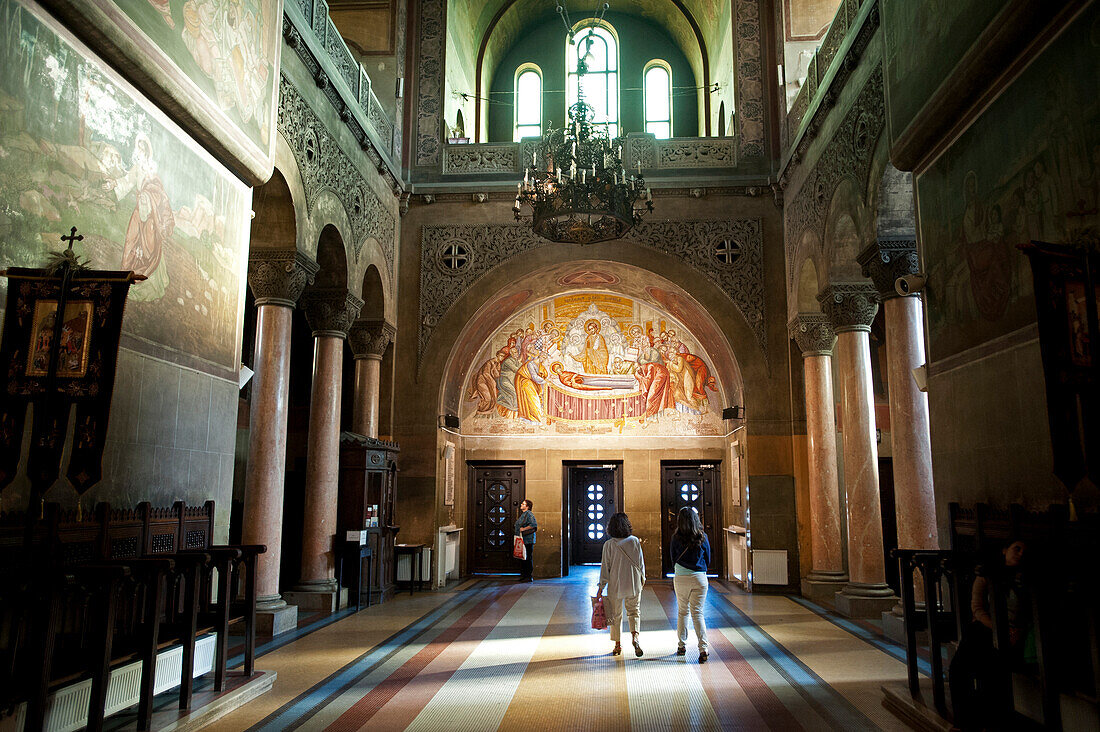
[348,318,396,359]
[818,283,879,333]
[300,289,364,337]
[857,237,919,300]
[248,251,319,307]
[788,313,835,356]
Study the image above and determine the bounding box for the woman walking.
[595,513,646,656]
[671,507,710,662]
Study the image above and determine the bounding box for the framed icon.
[26,300,94,378]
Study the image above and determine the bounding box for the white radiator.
[752,549,789,586]
[397,547,433,583]
[6,633,219,732]
[725,526,748,583]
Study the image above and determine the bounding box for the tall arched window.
[643,61,672,139]
[567,22,618,137]
[514,65,543,141]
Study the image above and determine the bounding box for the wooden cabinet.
[338,432,399,603]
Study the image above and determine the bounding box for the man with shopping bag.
[514,499,537,581]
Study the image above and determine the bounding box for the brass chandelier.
[513,7,653,244]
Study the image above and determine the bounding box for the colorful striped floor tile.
[213,569,915,731]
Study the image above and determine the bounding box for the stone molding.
[301,288,364,337]
[277,77,397,279]
[414,0,444,167]
[442,144,518,174]
[248,251,319,307]
[818,283,879,333]
[788,313,836,356]
[857,237,919,301]
[734,0,765,159]
[348,318,396,359]
[418,219,766,370]
[784,67,886,292]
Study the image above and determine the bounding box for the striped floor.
[214,568,914,731]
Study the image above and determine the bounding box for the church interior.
[0,0,1097,730]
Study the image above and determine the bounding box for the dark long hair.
[674,507,704,546]
[607,512,633,539]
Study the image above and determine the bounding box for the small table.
[394,543,428,595]
[339,531,373,609]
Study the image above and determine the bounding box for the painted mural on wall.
[918,5,1100,361]
[462,293,724,435]
[881,0,1002,143]
[0,0,251,378]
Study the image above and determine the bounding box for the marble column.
[790,314,847,604]
[858,239,938,553]
[285,289,363,613]
[348,319,396,438]
[243,250,317,635]
[819,283,897,617]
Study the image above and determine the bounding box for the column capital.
[818,282,879,333]
[788,313,836,356]
[348,318,396,359]
[300,288,364,337]
[248,250,319,307]
[857,237,920,301]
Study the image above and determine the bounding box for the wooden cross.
[60,226,83,250]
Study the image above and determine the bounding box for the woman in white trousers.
[670,507,711,662]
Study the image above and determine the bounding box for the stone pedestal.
[348,319,395,438]
[790,314,847,606]
[819,283,897,617]
[254,605,299,637]
[242,251,317,613]
[295,290,362,601]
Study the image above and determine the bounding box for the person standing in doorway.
[671,507,711,662]
[515,499,537,582]
[595,513,646,657]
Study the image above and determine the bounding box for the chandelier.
[513,13,653,244]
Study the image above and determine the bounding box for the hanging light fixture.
[513,3,653,244]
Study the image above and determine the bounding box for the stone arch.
[823,177,870,282]
[359,262,386,321]
[870,163,916,240]
[355,238,395,322]
[789,228,825,316]
[313,224,350,291]
[305,189,355,282]
[250,167,298,253]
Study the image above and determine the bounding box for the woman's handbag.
[591,596,608,630]
[513,535,526,560]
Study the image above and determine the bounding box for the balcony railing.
[285,0,398,177]
[441,134,738,176]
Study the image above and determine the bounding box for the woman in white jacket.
[595,513,646,656]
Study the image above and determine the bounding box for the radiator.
[725,526,748,583]
[752,549,789,585]
[397,547,433,583]
[12,633,220,732]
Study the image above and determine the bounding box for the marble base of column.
[284,580,346,614]
[801,570,848,607]
[834,582,898,618]
[254,592,298,637]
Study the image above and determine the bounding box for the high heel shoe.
[632,636,644,657]
[612,642,622,655]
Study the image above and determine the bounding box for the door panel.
[468,464,525,574]
[661,463,721,576]
[568,466,620,564]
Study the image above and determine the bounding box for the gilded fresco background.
[917,5,1100,361]
[881,0,1003,143]
[462,292,726,435]
[0,0,252,377]
[109,0,279,156]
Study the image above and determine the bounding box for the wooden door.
[660,463,721,576]
[568,465,621,564]
[467,464,525,574]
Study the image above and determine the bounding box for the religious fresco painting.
[917,5,1100,361]
[0,0,252,377]
[463,293,725,435]
[881,0,1003,142]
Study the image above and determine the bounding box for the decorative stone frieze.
[418,219,766,370]
[818,283,879,333]
[277,78,396,277]
[348,319,396,360]
[247,251,319,307]
[857,237,920,300]
[734,0,765,159]
[788,314,836,356]
[414,0,444,167]
[300,288,364,337]
[443,144,518,174]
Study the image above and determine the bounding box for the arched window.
[514,65,543,141]
[643,61,672,139]
[567,22,618,137]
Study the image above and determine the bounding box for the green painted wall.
[487,12,699,142]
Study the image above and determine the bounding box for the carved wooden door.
[660,463,721,576]
[468,464,525,574]
[568,465,621,564]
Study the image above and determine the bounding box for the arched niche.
[796,258,821,313]
[313,224,349,291]
[824,177,868,281]
[250,168,297,252]
[359,263,386,320]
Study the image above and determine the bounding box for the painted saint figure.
[467,347,508,413]
[515,345,548,424]
[582,319,610,374]
[109,133,174,302]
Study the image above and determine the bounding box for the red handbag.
[591,597,608,630]
[513,535,526,560]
